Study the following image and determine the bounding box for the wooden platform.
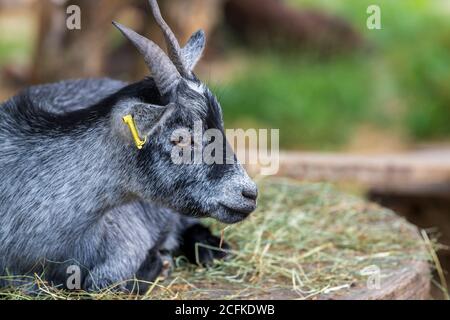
[155,179,432,300]
[244,148,450,196]
[331,259,430,300]
[0,180,432,300]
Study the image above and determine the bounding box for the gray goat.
[0,0,257,293]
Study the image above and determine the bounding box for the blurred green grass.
[0,40,30,66]
[218,0,450,149]
[0,1,449,150]
[0,14,32,65]
[218,54,375,149]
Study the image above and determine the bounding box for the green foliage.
[219,54,375,149]
[0,40,29,64]
[1,1,449,148]
[0,16,32,65]
[219,0,450,148]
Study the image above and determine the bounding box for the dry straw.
[0,178,444,300]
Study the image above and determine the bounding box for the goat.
[0,0,257,293]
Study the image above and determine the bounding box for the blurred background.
[0,0,449,296]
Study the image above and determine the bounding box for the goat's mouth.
[213,201,257,224]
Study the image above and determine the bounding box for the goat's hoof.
[159,254,174,279]
[180,224,231,266]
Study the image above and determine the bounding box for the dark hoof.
[179,224,231,266]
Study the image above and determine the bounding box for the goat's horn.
[148,0,189,77]
[113,21,180,95]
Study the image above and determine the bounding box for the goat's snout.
[242,183,258,201]
[217,178,258,224]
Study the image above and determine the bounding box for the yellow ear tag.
[122,114,147,150]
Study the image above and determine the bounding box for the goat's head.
[112,0,257,224]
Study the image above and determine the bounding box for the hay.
[0,178,441,300]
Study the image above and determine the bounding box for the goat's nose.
[242,183,258,201]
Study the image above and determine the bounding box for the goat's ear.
[182,30,206,72]
[113,102,173,146]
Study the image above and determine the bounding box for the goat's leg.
[83,245,169,293]
[177,218,231,265]
[130,202,231,266]
[82,204,167,292]
[83,249,148,292]
[125,249,162,294]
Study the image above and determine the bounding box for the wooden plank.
[242,149,450,195]
[334,260,430,300]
